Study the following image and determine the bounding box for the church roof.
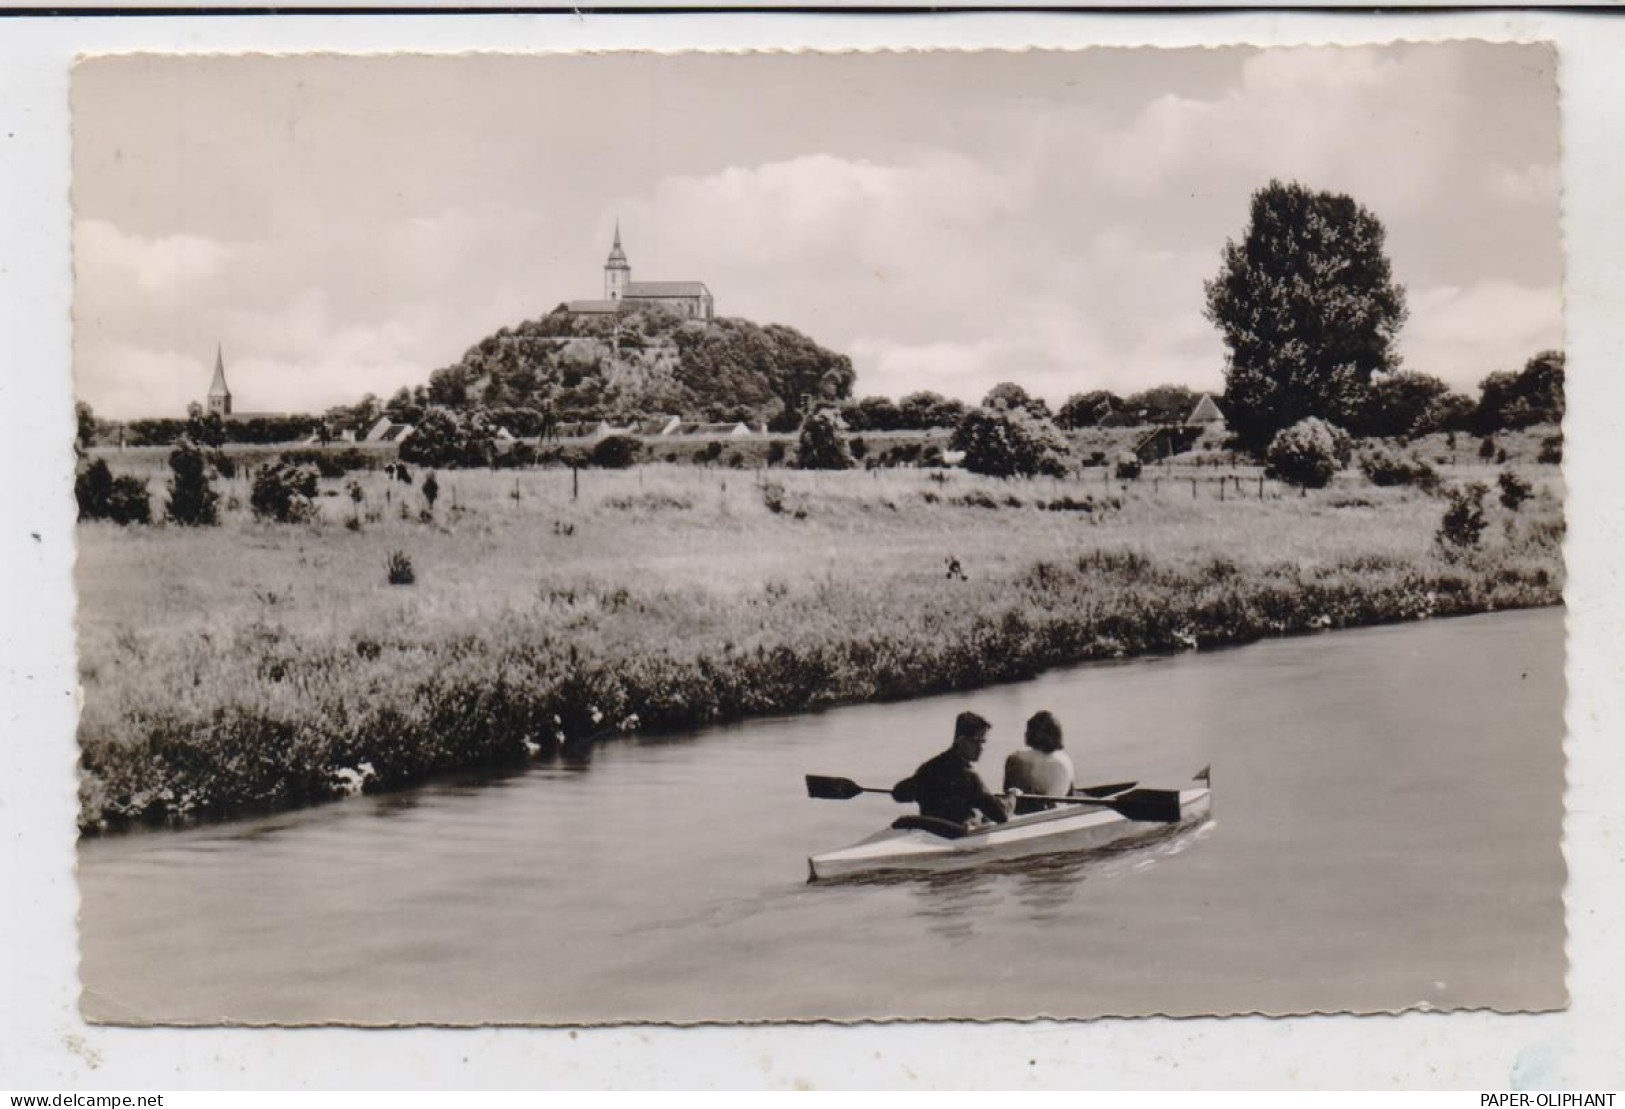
[208,345,231,398]
[627,280,711,298]
[567,299,623,314]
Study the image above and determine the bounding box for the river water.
[78,608,1565,1024]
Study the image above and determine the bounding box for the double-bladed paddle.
[804,775,1182,823]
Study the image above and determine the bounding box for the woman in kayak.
[890,711,1010,827]
[1003,711,1076,814]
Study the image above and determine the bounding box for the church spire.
[207,344,232,417]
[604,220,631,301]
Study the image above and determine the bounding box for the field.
[75,428,1565,831]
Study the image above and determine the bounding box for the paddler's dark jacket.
[891,749,1009,826]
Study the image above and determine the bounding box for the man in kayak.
[890,711,1010,827]
[1003,710,1076,814]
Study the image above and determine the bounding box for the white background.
[1,10,1621,1091]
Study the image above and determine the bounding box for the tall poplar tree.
[1204,180,1407,450]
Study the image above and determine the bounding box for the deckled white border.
[3,11,1620,1089]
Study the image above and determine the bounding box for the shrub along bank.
[78,506,1561,832]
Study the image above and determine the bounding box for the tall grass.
[75,445,1564,831]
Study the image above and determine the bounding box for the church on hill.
[567,224,715,321]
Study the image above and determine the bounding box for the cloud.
[1401,281,1563,389]
[76,219,233,295]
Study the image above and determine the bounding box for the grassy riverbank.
[75,433,1564,831]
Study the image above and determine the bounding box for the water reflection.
[814,817,1219,940]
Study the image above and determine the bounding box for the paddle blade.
[806,774,865,801]
[1109,788,1184,824]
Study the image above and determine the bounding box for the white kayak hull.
[808,785,1212,881]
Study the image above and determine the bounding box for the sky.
[71,45,1563,420]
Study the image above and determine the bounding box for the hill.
[424,303,856,428]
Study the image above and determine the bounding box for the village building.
[1187,393,1226,426]
[567,225,715,320]
[364,416,416,444]
[1131,393,1229,463]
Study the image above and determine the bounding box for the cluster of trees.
[835,391,969,432]
[397,408,504,469]
[422,304,854,430]
[83,405,320,449]
[1053,385,1204,429]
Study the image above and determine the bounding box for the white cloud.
[76,219,233,295]
[1401,281,1563,389]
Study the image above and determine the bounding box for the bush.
[399,408,494,469]
[250,463,320,523]
[1265,418,1348,489]
[589,434,641,469]
[762,482,786,514]
[106,476,153,525]
[796,411,853,471]
[767,441,787,466]
[1357,444,1439,491]
[422,471,440,511]
[166,440,220,526]
[1437,482,1489,550]
[209,451,238,480]
[75,460,151,525]
[386,551,415,586]
[279,448,368,480]
[1113,452,1143,481]
[1497,470,1534,511]
[1478,435,1498,461]
[1538,434,1563,465]
[74,460,113,521]
[951,406,1070,478]
[1475,351,1565,433]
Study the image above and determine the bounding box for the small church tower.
[603,221,631,302]
[207,344,232,417]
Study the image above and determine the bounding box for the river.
[78,607,1565,1024]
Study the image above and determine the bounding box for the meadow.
[74,428,1564,831]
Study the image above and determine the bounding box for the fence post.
[1219,477,1225,502]
[1191,478,1197,500]
[572,465,579,502]
[1258,474,1264,500]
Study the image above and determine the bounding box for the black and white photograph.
[69,44,1566,1026]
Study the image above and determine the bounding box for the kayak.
[807,778,1212,882]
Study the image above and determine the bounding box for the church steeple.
[207,344,232,417]
[604,221,631,301]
